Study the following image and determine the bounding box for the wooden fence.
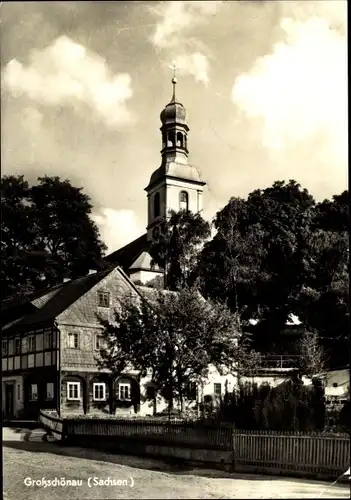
[39,410,349,477]
[39,410,66,441]
[233,429,350,477]
[64,416,233,450]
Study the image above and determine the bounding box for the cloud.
[231,8,347,172]
[92,208,145,254]
[2,36,134,128]
[149,1,222,85]
[151,1,221,49]
[174,52,210,85]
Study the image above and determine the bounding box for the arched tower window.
[176,132,184,148]
[179,191,189,211]
[167,131,175,147]
[154,192,160,218]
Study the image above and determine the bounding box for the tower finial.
[169,60,178,102]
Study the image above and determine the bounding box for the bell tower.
[145,64,206,242]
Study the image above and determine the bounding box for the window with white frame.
[98,290,110,308]
[28,336,35,352]
[93,382,106,401]
[67,332,79,349]
[118,382,131,401]
[67,382,80,400]
[95,334,106,351]
[46,382,54,400]
[30,384,38,401]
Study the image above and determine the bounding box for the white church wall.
[165,178,203,215]
[129,269,163,286]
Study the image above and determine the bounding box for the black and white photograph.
[1,1,349,499]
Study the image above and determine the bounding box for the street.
[3,427,350,500]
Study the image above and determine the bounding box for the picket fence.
[39,410,349,477]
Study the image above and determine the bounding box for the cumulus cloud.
[151,1,221,49]
[2,36,134,128]
[173,52,210,86]
[93,208,145,254]
[150,1,222,85]
[232,7,347,171]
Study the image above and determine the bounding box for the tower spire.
[169,61,178,102]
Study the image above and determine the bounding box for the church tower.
[145,71,206,242]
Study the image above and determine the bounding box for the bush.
[216,379,326,431]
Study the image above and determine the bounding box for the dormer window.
[98,291,110,308]
[179,191,189,211]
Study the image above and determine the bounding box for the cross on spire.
[168,60,178,101]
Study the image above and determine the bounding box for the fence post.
[232,427,237,472]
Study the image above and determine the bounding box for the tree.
[296,191,349,367]
[197,197,267,321]
[197,180,316,338]
[1,175,107,299]
[98,286,248,414]
[298,330,328,379]
[1,175,37,299]
[150,209,211,291]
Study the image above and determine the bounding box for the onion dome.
[160,76,187,125]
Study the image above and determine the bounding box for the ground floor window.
[119,382,131,401]
[30,384,38,401]
[67,382,80,400]
[214,383,222,396]
[46,382,54,400]
[93,382,106,401]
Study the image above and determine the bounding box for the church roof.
[129,251,161,272]
[104,233,149,269]
[146,161,205,190]
[160,100,187,125]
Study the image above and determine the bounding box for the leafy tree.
[197,181,348,364]
[98,286,251,414]
[1,175,107,299]
[150,209,211,291]
[298,330,328,379]
[1,176,37,299]
[197,197,267,321]
[296,191,349,366]
[197,180,316,336]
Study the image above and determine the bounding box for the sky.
[1,1,347,253]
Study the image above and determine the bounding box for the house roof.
[2,267,115,332]
[104,233,149,269]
